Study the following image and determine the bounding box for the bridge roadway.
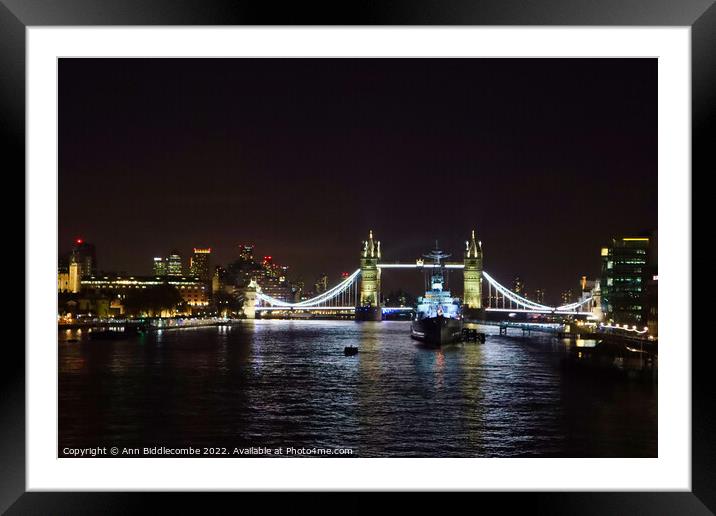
[255,306,592,316]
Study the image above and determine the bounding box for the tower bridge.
[250,230,598,321]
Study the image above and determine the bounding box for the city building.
[167,250,183,276]
[560,289,574,305]
[212,266,227,294]
[513,276,525,297]
[257,257,294,302]
[189,248,212,283]
[600,236,654,326]
[646,273,658,336]
[152,257,167,276]
[533,288,545,305]
[58,253,81,293]
[71,238,97,278]
[238,244,254,262]
[81,275,209,310]
[57,267,71,292]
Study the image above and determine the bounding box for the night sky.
[59,58,656,303]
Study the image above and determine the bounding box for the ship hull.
[410,316,463,346]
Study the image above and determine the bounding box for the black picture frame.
[4,0,711,513]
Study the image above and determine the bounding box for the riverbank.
[58,316,241,331]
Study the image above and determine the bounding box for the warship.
[410,244,463,346]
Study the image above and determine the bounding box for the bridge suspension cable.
[482,271,554,311]
[555,296,594,311]
[255,269,361,308]
[482,271,593,313]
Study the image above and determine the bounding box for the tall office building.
[152,257,167,276]
[533,288,545,305]
[71,239,96,278]
[513,276,525,297]
[600,236,652,326]
[257,255,294,302]
[212,266,227,294]
[167,250,183,277]
[190,248,212,282]
[238,244,254,262]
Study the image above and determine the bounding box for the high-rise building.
[167,250,183,277]
[534,288,545,305]
[242,254,295,302]
[560,289,574,305]
[600,236,652,326]
[152,257,167,276]
[190,248,212,282]
[239,244,254,262]
[212,266,227,294]
[71,239,96,278]
[513,276,525,297]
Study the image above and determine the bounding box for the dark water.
[59,321,657,457]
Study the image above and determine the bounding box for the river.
[59,320,657,457]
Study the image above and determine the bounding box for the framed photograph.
[7,0,711,512]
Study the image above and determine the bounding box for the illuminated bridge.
[249,230,597,321]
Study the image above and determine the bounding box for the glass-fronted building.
[600,237,652,326]
[152,257,167,276]
[167,250,183,277]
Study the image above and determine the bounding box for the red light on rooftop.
[76,238,83,244]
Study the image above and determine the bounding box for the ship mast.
[423,242,451,291]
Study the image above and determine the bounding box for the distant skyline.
[59,58,656,301]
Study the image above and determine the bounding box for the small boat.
[344,345,359,356]
[410,244,463,346]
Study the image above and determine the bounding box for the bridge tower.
[463,229,484,316]
[356,230,382,321]
[242,280,257,319]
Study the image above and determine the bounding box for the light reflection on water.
[59,320,656,457]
